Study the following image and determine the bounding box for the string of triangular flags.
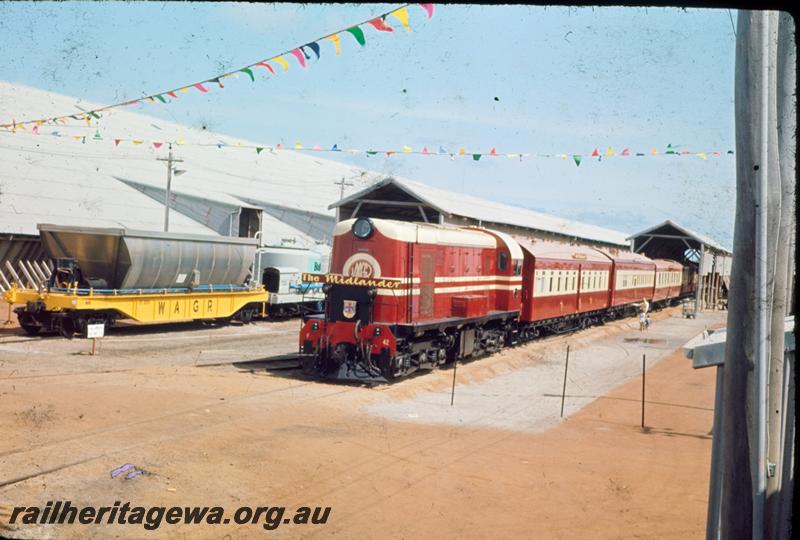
[0,127,734,163]
[0,3,434,130]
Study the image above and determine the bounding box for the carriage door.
[419,248,436,318]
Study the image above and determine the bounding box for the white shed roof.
[0,81,378,239]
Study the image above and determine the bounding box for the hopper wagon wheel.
[235,305,258,324]
[16,311,41,336]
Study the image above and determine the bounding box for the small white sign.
[176,273,187,284]
[86,323,105,339]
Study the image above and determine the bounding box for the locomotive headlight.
[311,321,320,331]
[367,287,378,298]
[374,327,382,336]
[352,217,374,240]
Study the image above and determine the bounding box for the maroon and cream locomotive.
[299,217,694,381]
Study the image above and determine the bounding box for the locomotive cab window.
[498,252,509,272]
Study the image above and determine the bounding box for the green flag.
[473,154,481,161]
[573,155,582,167]
[240,68,255,82]
[346,26,366,46]
[256,147,263,154]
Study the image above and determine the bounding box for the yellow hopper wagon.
[6,225,268,338]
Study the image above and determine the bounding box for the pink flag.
[194,83,208,93]
[167,91,178,99]
[153,142,163,148]
[276,143,282,149]
[114,139,121,146]
[422,146,429,154]
[489,147,497,156]
[289,49,307,68]
[591,148,599,157]
[419,3,434,18]
[621,148,630,156]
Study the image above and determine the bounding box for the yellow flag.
[606,146,615,157]
[390,7,410,32]
[176,138,185,145]
[458,147,465,155]
[697,152,707,160]
[132,139,144,145]
[651,148,658,155]
[73,135,81,141]
[403,145,412,153]
[273,56,289,71]
[179,87,190,93]
[326,34,341,55]
[294,142,302,149]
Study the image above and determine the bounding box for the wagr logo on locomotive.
[342,253,382,279]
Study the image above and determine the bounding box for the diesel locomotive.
[299,217,694,382]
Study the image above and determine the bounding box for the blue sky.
[0,2,737,247]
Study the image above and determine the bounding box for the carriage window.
[549,275,554,292]
[498,252,509,272]
[571,275,576,291]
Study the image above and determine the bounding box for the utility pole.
[156,143,183,232]
[334,177,354,222]
[334,177,354,201]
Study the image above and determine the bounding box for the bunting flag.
[240,67,255,82]
[368,18,394,32]
[0,126,734,165]
[289,49,307,68]
[346,26,366,46]
[304,42,321,59]
[326,34,342,55]
[273,56,289,71]
[1,4,435,129]
[390,7,411,31]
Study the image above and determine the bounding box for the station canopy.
[626,220,733,270]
